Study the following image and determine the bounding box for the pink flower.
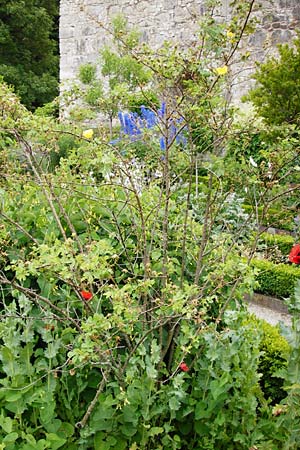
[179,362,189,372]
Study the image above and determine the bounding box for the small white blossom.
[249,156,258,168]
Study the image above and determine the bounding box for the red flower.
[289,244,300,264]
[80,290,93,301]
[179,362,189,372]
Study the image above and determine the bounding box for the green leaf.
[40,399,56,425]
[57,422,74,438]
[44,340,62,359]
[147,426,164,437]
[0,415,13,434]
[3,432,18,444]
[146,365,157,379]
[45,433,67,450]
[94,433,123,450]
[119,422,137,438]
[122,405,138,424]
[169,396,180,412]
[0,348,21,377]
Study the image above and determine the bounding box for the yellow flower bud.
[226,30,235,39]
[215,66,228,76]
[82,129,94,139]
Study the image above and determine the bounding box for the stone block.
[60,27,75,40]
[278,0,297,8]
[271,29,292,44]
[59,0,300,103]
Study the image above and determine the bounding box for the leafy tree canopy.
[246,37,300,125]
[0,0,59,110]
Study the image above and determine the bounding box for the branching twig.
[76,368,110,429]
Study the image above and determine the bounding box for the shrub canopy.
[0,0,59,109]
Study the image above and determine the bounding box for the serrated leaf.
[147,426,164,437]
[44,339,62,359]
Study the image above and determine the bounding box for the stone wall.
[60,0,300,98]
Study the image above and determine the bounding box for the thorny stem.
[164,150,208,365]
[225,0,256,66]
[161,117,171,290]
[208,0,256,94]
[117,154,151,318]
[216,277,242,323]
[111,208,136,275]
[165,322,181,372]
[120,316,178,377]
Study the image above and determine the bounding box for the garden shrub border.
[251,258,300,298]
[257,232,295,256]
[244,316,290,404]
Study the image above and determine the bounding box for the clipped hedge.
[257,232,295,256]
[243,204,295,231]
[258,319,290,404]
[245,316,290,404]
[252,258,300,298]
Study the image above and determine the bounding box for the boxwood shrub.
[251,258,300,298]
[257,232,295,256]
[245,316,290,404]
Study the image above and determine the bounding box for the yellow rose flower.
[82,129,94,139]
[226,30,235,39]
[215,66,228,76]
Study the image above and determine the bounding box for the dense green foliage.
[250,318,290,404]
[246,38,300,125]
[276,281,300,450]
[252,259,300,298]
[1,1,300,448]
[0,0,59,109]
[0,80,264,449]
[257,232,295,258]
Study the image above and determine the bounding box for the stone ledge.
[245,292,289,313]
[244,293,292,326]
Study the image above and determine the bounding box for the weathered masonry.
[60,0,300,97]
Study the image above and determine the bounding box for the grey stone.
[245,293,292,326]
[59,0,300,101]
[271,29,292,44]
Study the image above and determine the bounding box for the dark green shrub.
[257,232,295,257]
[247,317,290,404]
[0,1,59,110]
[251,259,300,298]
[246,38,300,126]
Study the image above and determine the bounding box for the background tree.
[0,0,59,110]
[246,37,300,125]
